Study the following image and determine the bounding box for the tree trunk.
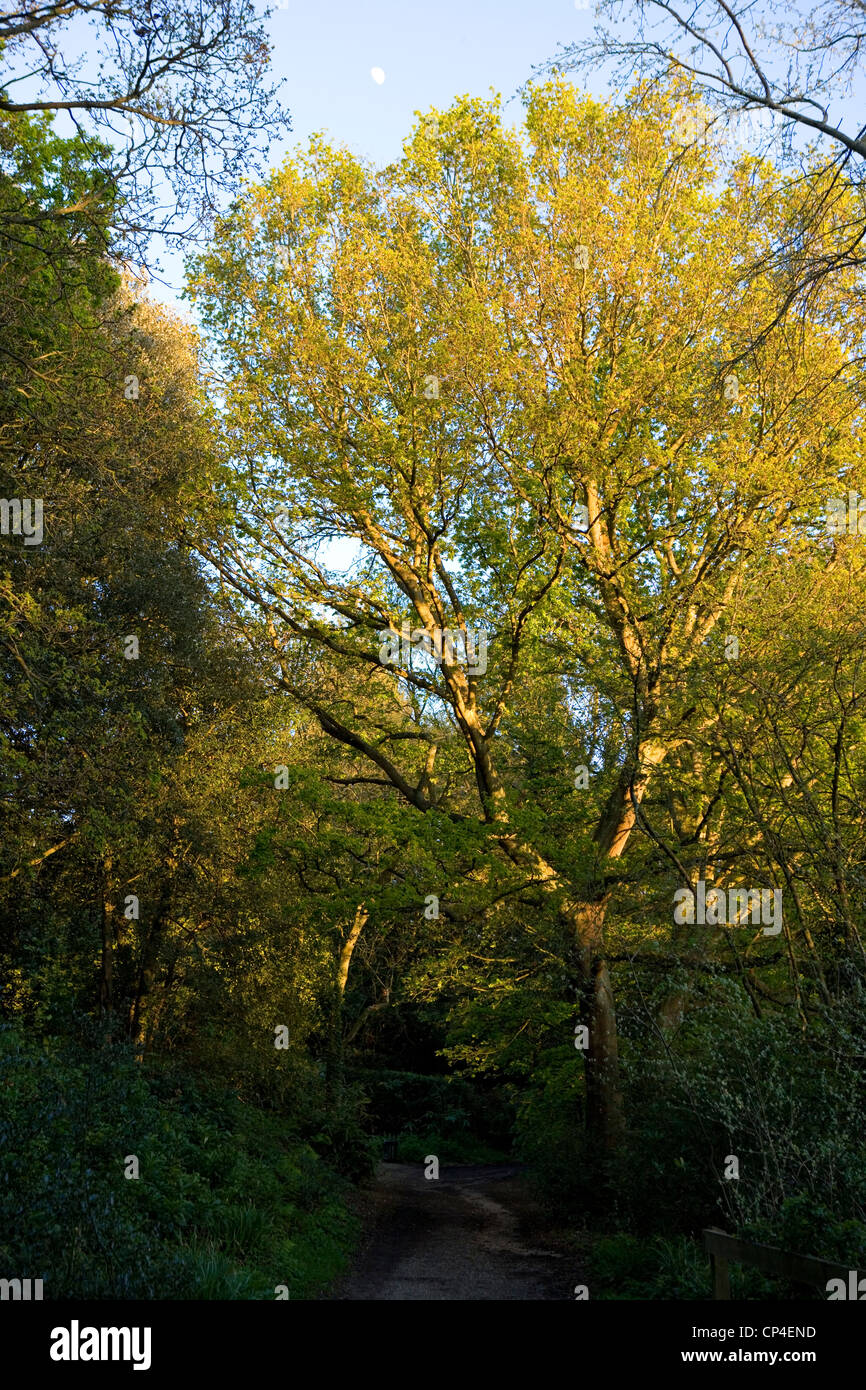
[98,861,114,1018]
[99,906,113,1015]
[566,734,669,1149]
[568,896,625,1151]
[325,904,368,1107]
[129,883,171,1055]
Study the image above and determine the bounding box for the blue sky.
[263,0,598,169]
[141,0,601,304]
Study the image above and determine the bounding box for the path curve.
[329,1162,577,1300]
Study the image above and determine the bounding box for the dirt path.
[329,1162,578,1300]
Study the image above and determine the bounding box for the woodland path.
[328,1162,579,1300]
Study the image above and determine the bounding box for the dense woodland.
[2,0,866,1301]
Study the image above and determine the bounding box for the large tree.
[186,79,864,1151]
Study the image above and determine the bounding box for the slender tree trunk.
[130,883,171,1054]
[99,899,113,1015]
[325,904,368,1107]
[144,950,178,1056]
[566,895,625,1150]
[98,860,114,1017]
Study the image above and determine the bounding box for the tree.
[0,0,289,260]
[550,0,866,347]
[186,80,864,1153]
[0,112,247,1043]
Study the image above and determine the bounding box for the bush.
[513,977,866,1253]
[590,1234,711,1300]
[0,1023,359,1298]
[352,1067,513,1147]
[395,1131,510,1164]
[512,1055,585,1217]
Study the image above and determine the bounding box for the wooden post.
[707,1232,731,1299]
[703,1226,849,1300]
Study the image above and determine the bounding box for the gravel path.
[329,1162,578,1301]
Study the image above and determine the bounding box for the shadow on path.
[329,1162,580,1300]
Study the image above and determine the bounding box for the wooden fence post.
[706,1228,731,1299]
[702,1226,850,1300]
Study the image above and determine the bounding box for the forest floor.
[328,1162,581,1300]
